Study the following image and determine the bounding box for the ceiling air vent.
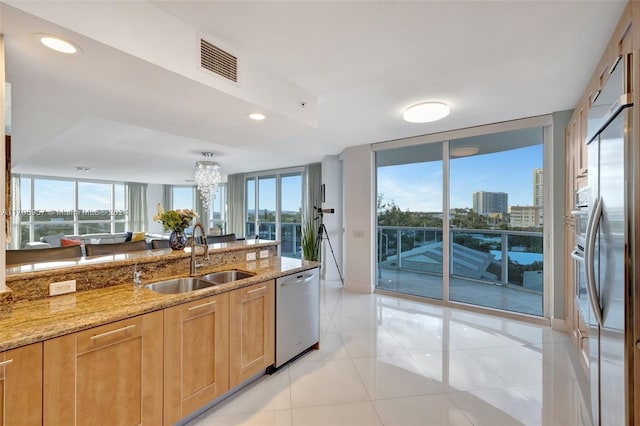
[200,39,238,83]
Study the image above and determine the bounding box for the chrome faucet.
[190,222,209,276]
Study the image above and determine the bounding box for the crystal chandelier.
[194,152,222,209]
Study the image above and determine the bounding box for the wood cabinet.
[43,311,163,426]
[0,342,42,426]
[229,280,275,388]
[163,293,229,425]
[566,99,588,186]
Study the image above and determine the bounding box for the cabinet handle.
[187,300,217,311]
[246,286,267,295]
[577,329,588,341]
[0,359,14,367]
[89,324,136,340]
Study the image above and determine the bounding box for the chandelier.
[194,152,222,209]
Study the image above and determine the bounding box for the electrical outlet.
[246,252,257,261]
[49,280,76,296]
[259,250,269,259]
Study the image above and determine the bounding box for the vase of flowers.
[153,204,198,250]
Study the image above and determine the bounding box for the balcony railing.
[246,221,302,259]
[377,226,543,291]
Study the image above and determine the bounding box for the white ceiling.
[1,0,626,185]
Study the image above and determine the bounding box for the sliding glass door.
[376,142,444,300]
[245,170,303,258]
[448,128,544,315]
[376,126,545,317]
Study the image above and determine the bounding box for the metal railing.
[246,221,302,258]
[377,226,543,289]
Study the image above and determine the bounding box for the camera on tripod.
[312,206,344,285]
[313,206,335,216]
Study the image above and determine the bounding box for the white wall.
[320,155,343,282]
[147,184,165,234]
[342,145,374,293]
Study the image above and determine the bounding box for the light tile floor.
[185,279,592,426]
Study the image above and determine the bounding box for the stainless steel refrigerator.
[584,52,636,426]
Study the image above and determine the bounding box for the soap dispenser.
[133,264,143,288]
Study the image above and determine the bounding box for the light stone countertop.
[0,256,320,352]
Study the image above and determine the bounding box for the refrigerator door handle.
[585,196,604,327]
[571,249,584,262]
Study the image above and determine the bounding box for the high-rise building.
[533,168,543,207]
[509,205,543,228]
[472,191,508,216]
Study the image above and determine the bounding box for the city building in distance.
[472,191,508,216]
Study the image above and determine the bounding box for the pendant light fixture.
[194,152,222,209]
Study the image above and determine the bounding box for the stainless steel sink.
[200,270,255,284]
[145,270,256,294]
[145,277,218,295]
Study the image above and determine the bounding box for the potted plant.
[153,203,198,250]
[301,218,319,261]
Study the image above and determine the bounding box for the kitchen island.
[0,241,320,425]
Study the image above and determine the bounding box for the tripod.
[314,208,344,285]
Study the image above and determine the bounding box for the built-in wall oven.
[571,187,590,321]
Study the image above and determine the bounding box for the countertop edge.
[0,258,320,352]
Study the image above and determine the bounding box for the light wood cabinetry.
[229,280,275,388]
[566,98,588,187]
[43,311,163,426]
[0,342,42,426]
[164,293,229,425]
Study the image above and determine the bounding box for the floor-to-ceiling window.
[449,129,544,315]
[376,142,444,299]
[171,186,194,210]
[17,176,126,248]
[245,169,303,258]
[209,184,226,233]
[375,124,545,317]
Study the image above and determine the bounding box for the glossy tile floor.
[185,279,592,426]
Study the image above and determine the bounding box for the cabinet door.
[43,311,163,426]
[229,280,275,388]
[164,293,229,425]
[0,342,42,426]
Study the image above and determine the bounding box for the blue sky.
[22,146,541,215]
[378,145,543,212]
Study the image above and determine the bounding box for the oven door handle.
[584,196,603,327]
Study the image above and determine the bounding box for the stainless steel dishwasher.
[273,267,320,368]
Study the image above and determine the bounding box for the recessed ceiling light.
[450,146,479,157]
[75,166,90,172]
[248,113,266,121]
[34,34,81,54]
[403,102,450,123]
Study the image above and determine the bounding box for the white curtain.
[227,173,245,238]
[126,182,148,231]
[303,163,322,225]
[163,185,173,210]
[9,174,20,249]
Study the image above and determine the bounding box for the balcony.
[246,221,302,259]
[377,226,543,316]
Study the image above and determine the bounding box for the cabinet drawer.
[239,282,271,301]
[76,316,143,353]
[182,295,220,319]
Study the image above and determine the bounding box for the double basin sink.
[146,270,255,295]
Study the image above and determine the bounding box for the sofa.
[25,232,148,256]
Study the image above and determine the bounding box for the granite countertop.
[0,256,320,352]
[6,239,277,278]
